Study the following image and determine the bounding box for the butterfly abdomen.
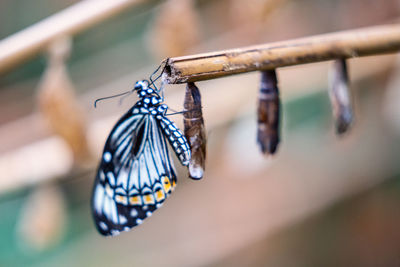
[158,118,190,166]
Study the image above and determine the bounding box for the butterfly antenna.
[94,90,132,108]
[118,90,135,106]
[166,107,202,116]
[167,111,185,116]
[149,59,169,92]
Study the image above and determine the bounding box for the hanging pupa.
[183,82,206,179]
[328,59,354,134]
[257,69,280,155]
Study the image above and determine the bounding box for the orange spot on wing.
[129,196,142,205]
[155,189,165,202]
[115,195,128,205]
[143,194,155,204]
[162,176,172,193]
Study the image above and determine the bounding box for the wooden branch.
[0,0,146,74]
[164,24,400,84]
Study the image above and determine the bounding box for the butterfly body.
[92,80,190,236]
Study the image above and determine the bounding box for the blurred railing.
[0,0,146,73]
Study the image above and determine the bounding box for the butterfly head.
[134,80,159,98]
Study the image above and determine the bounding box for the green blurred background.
[1,0,400,266]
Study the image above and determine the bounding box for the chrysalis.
[328,59,354,134]
[183,82,206,179]
[257,69,280,155]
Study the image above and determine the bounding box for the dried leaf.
[37,36,91,164]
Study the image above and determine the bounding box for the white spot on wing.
[99,171,105,182]
[105,184,113,198]
[138,80,147,89]
[111,230,120,236]
[130,208,138,217]
[99,222,108,230]
[109,199,118,224]
[102,193,118,224]
[94,184,105,214]
[146,211,152,217]
[103,196,111,217]
[136,219,143,225]
[103,152,112,162]
[119,215,127,224]
[107,172,115,185]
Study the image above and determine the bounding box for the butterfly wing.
[92,106,177,236]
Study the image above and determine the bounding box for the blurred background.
[1,0,400,266]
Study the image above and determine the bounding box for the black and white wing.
[91,106,177,236]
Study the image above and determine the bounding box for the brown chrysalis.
[257,69,280,155]
[328,59,354,134]
[183,82,206,179]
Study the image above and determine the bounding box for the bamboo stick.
[164,24,400,84]
[0,0,145,73]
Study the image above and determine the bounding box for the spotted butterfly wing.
[92,81,190,236]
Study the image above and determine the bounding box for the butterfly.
[91,80,191,236]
